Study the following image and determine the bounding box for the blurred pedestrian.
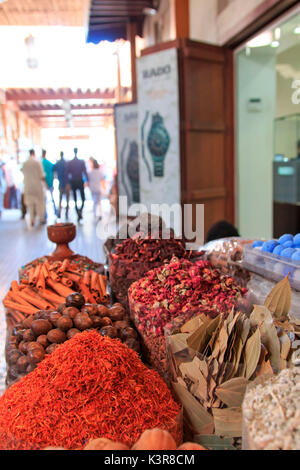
[4,157,19,209]
[0,162,6,219]
[22,149,46,227]
[42,149,56,216]
[88,158,104,219]
[67,148,88,222]
[53,151,69,219]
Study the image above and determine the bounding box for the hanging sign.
[137,48,181,208]
[114,103,140,213]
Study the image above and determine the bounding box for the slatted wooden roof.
[87,0,158,43]
[6,87,118,128]
[0,0,90,27]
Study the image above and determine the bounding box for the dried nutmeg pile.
[5,292,140,386]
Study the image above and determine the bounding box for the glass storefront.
[235,8,300,240]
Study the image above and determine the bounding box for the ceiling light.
[246,31,273,48]
[294,26,300,34]
[275,28,281,40]
[270,40,280,48]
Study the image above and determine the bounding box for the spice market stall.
[0,224,300,451]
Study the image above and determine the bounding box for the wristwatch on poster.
[147,113,170,177]
[126,141,140,203]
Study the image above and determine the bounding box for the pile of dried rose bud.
[129,257,247,337]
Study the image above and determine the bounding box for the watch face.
[147,122,170,157]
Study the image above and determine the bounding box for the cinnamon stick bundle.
[32,264,42,284]
[64,272,81,283]
[36,271,45,291]
[3,299,38,315]
[83,270,90,286]
[61,277,73,288]
[28,267,36,286]
[42,288,65,305]
[58,259,69,273]
[18,289,53,310]
[46,278,75,298]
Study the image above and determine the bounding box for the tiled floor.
[0,199,111,395]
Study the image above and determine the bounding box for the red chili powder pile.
[0,331,181,450]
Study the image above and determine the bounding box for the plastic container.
[242,244,300,291]
[202,237,253,288]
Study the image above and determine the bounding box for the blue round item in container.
[293,234,300,247]
[252,240,264,248]
[291,251,300,262]
[273,245,285,256]
[281,248,296,259]
[282,240,294,249]
[278,234,293,245]
[262,240,278,253]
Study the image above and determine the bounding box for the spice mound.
[109,236,203,308]
[0,331,181,450]
[242,368,300,450]
[129,257,247,336]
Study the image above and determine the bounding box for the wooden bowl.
[47,223,76,260]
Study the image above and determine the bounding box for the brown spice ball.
[27,348,45,364]
[8,365,19,379]
[16,355,29,372]
[7,349,22,365]
[22,329,35,342]
[49,311,62,327]
[22,315,35,329]
[125,338,140,353]
[81,304,98,316]
[16,329,27,340]
[57,303,66,313]
[38,311,52,321]
[92,316,104,328]
[109,306,125,321]
[33,311,44,320]
[47,329,67,344]
[100,326,118,338]
[13,324,23,336]
[113,320,130,331]
[18,340,29,354]
[31,319,52,336]
[66,328,81,340]
[100,317,112,327]
[62,306,79,319]
[121,327,138,340]
[97,305,110,317]
[45,343,60,355]
[26,341,44,352]
[57,316,73,331]
[36,335,49,348]
[73,313,93,331]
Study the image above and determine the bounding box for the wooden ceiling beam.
[28,113,113,118]
[6,89,115,101]
[19,103,114,112]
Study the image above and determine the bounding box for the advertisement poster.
[114,103,140,213]
[137,48,181,208]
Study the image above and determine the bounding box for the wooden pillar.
[126,21,138,102]
[174,0,190,38]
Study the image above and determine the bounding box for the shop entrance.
[235,5,300,240]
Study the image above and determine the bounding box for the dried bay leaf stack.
[167,276,300,442]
